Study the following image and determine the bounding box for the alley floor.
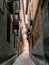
[13,51,35,65]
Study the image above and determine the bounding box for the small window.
[41,0,45,9]
[26,0,29,14]
[13,0,20,14]
[14,32,15,48]
[48,2,49,18]
[8,1,13,14]
[7,15,10,43]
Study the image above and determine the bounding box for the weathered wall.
[30,2,43,56]
[0,0,16,58]
[30,35,44,55]
[33,7,43,45]
[0,1,10,57]
[42,0,49,54]
[29,1,45,65]
[31,0,39,20]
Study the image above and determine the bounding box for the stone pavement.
[13,51,35,65]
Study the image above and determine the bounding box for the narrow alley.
[13,51,35,65]
[0,0,49,65]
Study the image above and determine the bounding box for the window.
[8,1,13,14]
[13,0,20,14]
[7,15,10,43]
[14,14,19,30]
[26,0,29,14]
[48,2,49,18]
[0,0,4,14]
[14,32,15,48]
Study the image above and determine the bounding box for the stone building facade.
[0,0,17,64]
[29,0,46,65]
[33,4,43,46]
[42,0,49,64]
[29,0,49,65]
